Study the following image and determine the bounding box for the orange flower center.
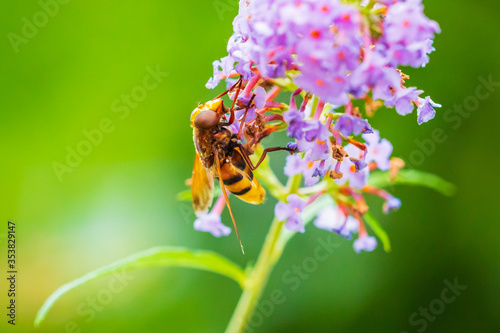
[310,30,321,39]
[341,13,351,22]
[316,139,326,145]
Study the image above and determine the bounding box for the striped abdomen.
[219,148,265,204]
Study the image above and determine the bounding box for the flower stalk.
[226,173,302,333]
[224,217,284,333]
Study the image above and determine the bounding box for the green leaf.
[176,189,192,201]
[35,247,247,327]
[364,212,391,252]
[368,170,456,197]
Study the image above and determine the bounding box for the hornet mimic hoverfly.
[190,78,294,252]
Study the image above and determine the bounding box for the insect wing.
[191,152,214,214]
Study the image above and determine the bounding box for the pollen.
[307,161,314,168]
[350,164,356,173]
[403,20,410,28]
[337,51,346,59]
[315,78,324,86]
[320,5,330,13]
[329,170,343,180]
[332,145,348,161]
[295,208,301,213]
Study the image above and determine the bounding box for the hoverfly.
[190,78,293,252]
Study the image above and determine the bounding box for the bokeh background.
[1,1,499,332]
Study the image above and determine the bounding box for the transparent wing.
[191,153,214,214]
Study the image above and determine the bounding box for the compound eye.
[194,110,219,129]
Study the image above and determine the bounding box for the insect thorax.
[194,126,235,169]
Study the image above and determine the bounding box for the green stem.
[287,172,303,195]
[225,218,285,333]
[225,189,334,333]
[225,173,302,333]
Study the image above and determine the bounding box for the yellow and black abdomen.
[219,149,265,204]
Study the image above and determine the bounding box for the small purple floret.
[353,235,378,253]
[362,129,393,171]
[417,96,441,124]
[194,213,231,238]
[335,114,373,137]
[275,194,306,233]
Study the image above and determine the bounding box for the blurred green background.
[0,1,499,332]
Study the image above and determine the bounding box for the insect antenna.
[214,153,245,254]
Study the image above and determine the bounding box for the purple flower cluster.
[381,0,441,68]
[195,0,441,253]
[208,0,441,124]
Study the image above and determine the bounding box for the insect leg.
[226,78,243,126]
[238,145,297,171]
[218,78,243,126]
[214,76,242,99]
[237,93,256,140]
